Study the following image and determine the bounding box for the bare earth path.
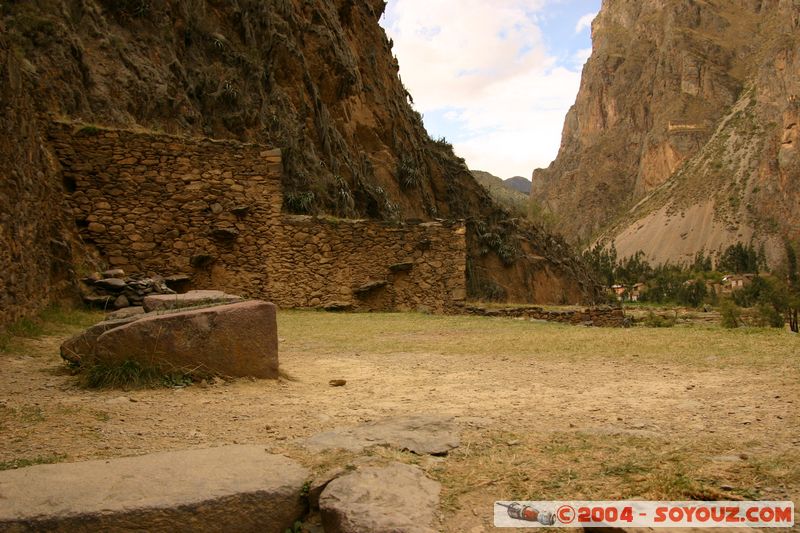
[1,310,798,532]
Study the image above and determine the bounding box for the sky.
[381,0,601,180]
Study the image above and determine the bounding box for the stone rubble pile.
[79,269,190,309]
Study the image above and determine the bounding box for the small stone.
[102,269,125,279]
[329,380,347,387]
[94,278,127,290]
[209,227,240,241]
[231,205,250,218]
[87,222,106,233]
[324,301,353,312]
[113,295,130,309]
[388,262,414,272]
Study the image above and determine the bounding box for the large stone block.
[0,446,308,532]
[142,290,242,313]
[94,300,278,379]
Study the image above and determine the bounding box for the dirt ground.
[1,309,798,532]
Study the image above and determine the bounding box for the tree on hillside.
[785,242,799,332]
[737,242,800,331]
[692,251,713,272]
[717,243,764,273]
[583,242,617,287]
[615,250,653,285]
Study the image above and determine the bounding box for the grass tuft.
[1,305,103,353]
[0,454,67,471]
[642,311,676,328]
[75,124,101,136]
[79,359,198,390]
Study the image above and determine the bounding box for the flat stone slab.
[306,414,459,455]
[94,300,279,379]
[0,445,309,533]
[319,462,440,533]
[105,306,146,320]
[142,290,242,313]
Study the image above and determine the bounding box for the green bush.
[720,301,742,328]
[397,155,421,189]
[754,304,785,328]
[284,191,315,214]
[718,242,765,274]
[76,124,102,136]
[643,311,676,328]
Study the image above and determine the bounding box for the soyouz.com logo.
[494,501,795,528]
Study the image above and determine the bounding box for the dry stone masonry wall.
[48,123,466,313]
[464,304,629,327]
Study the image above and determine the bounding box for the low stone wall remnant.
[464,304,629,327]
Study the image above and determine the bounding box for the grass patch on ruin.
[0,453,68,471]
[0,305,103,354]
[78,359,199,390]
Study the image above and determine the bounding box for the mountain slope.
[471,170,529,218]
[504,176,531,195]
[531,0,799,265]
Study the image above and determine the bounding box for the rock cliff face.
[532,0,800,265]
[0,0,601,328]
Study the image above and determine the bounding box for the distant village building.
[611,284,626,301]
[722,274,755,293]
[610,283,646,302]
[630,283,646,302]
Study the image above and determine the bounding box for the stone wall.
[464,304,629,327]
[0,36,80,332]
[48,123,466,313]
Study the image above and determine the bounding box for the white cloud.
[575,12,597,34]
[382,0,585,178]
[574,47,593,65]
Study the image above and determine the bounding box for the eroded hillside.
[532,0,799,265]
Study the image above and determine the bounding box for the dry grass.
[279,309,798,369]
[0,305,103,354]
[1,307,798,530]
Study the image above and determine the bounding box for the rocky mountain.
[0,0,602,328]
[532,0,799,266]
[504,176,531,195]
